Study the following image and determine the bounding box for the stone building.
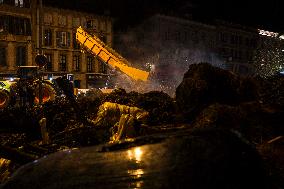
[0,0,113,88]
[0,0,32,76]
[115,14,283,81]
[215,20,259,75]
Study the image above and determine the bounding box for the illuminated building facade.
[217,24,284,75]
[215,21,259,74]
[0,0,32,77]
[0,0,112,88]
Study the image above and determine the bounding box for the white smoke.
[113,18,225,96]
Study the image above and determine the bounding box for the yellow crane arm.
[76,27,149,81]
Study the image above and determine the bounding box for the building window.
[73,33,80,49]
[174,31,181,41]
[230,35,235,44]
[45,54,52,71]
[44,29,52,46]
[15,0,23,7]
[164,30,170,40]
[0,47,6,66]
[239,36,243,45]
[44,14,53,24]
[16,46,26,66]
[72,17,80,28]
[73,55,80,72]
[56,31,70,48]
[86,20,98,31]
[0,15,31,36]
[59,54,67,71]
[219,33,228,43]
[24,0,30,7]
[245,38,250,46]
[58,15,66,26]
[87,56,93,72]
[99,59,107,74]
[86,20,92,29]
[14,17,25,35]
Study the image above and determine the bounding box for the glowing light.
[127,168,144,188]
[127,147,143,163]
[9,78,14,81]
[128,180,144,188]
[134,148,143,160]
[258,29,279,38]
[127,169,144,179]
[135,181,143,188]
[49,77,53,81]
[33,160,38,164]
[150,64,155,71]
[253,38,284,77]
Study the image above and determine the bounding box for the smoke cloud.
[112,17,224,96]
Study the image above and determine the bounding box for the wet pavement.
[1,129,270,189]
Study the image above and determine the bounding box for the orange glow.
[34,83,55,104]
[127,147,143,163]
[0,91,9,108]
[34,88,51,103]
[127,169,144,178]
[76,27,149,81]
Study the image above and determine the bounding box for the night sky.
[44,0,284,31]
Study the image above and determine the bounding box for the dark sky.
[196,0,283,31]
[44,0,284,31]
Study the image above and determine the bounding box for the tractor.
[0,66,56,109]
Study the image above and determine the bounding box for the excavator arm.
[76,27,149,81]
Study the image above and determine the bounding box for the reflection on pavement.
[127,147,143,163]
[127,147,144,188]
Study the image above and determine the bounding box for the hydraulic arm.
[76,27,149,81]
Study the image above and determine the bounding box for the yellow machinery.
[76,27,149,81]
[33,81,56,104]
[0,79,56,109]
[0,66,57,109]
[0,81,15,109]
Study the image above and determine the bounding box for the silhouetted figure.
[54,76,87,124]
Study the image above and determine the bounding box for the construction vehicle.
[0,80,16,109]
[0,66,56,109]
[76,27,149,82]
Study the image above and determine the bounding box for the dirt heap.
[175,63,284,188]
[0,63,284,187]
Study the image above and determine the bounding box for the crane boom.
[76,27,149,81]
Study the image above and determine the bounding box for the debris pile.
[0,63,283,188]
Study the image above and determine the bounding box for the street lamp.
[37,0,44,104]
